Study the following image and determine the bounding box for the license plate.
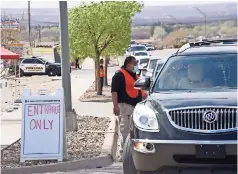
[196,144,226,159]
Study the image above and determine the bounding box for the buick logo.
[203,111,218,123]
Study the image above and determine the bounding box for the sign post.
[20,88,66,162]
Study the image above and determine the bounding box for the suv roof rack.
[176,38,237,54]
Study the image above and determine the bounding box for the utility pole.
[59,1,78,132]
[163,13,182,26]
[28,1,33,55]
[38,28,41,42]
[192,7,207,38]
[158,20,164,46]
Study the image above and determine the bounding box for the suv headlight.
[133,105,159,131]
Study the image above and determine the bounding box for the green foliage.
[68,1,142,60]
[152,26,167,39]
[163,25,174,34]
[132,20,237,40]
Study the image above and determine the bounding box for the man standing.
[99,59,105,93]
[75,58,79,69]
[111,56,146,152]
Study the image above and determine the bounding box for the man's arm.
[112,92,120,116]
[111,73,120,116]
[112,92,118,107]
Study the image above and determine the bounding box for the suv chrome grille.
[168,107,237,132]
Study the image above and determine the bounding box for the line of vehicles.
[130,40,155,51]
[125,41,166,82]
[11,40,155,78]
[123,39,238,174]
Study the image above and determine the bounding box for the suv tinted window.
[153,54,237,91]
[22,59,34,64]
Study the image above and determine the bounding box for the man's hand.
[113,105,120,116]
[142,93,147,100]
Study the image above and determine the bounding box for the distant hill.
[2,2,237,26]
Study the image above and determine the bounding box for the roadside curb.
[1,117,118,174]
[101,117,118,161]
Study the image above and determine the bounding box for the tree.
[68,1,142,95]
[102,36,130,86]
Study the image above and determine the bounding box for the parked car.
[146,44,155,51]
[133,51,149,59]
[125,45,147,57]
[137,56,150,71]
[151,58,168,81]
[140,56,160,78]
[18,56,68,77]
[130,40,137,46]
[123,39,237,174]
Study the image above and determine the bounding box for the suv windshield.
[130,46,146,52]
[153,54,237,91]
[147,44,152,47]
[134,52,148,56]
[149,59,158,70]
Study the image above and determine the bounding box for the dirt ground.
[79,81,112,103]
[1,115,110,169]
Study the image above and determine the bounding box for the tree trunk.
[96,54,102,95]
[94,60,97,91]
[104,56,110,86]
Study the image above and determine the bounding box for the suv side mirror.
[134,77,150,90]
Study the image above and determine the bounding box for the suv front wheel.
[123,135,138,174]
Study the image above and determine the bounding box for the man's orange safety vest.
[100,64,105,77]
[120,69,146,98]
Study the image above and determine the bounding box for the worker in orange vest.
[111,56,146,156]
[99,59,105,93]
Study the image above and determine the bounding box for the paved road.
[43,163,123,174]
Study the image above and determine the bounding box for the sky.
[1,0,236,8]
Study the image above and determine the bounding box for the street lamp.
[192,6,207,37]
[219,11,229,25]
[163,13,181,25]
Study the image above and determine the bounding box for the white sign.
[1,18,20,30]
[21,88,65,162]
